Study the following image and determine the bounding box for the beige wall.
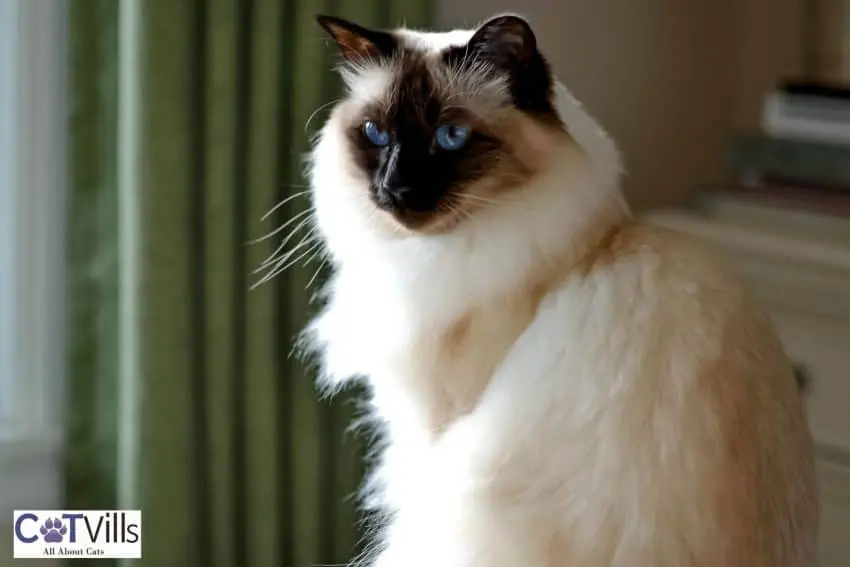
[438,0,805,207]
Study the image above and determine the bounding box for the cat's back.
[578,220,748,306]
[552,220,774,357]
[527,219,805,432]
[527,221,764,363]
[469,220,818,566]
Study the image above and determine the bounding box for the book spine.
[762,91,850,145]
[727,135,850,190]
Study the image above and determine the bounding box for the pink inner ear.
[338,34,381,60]
[325,25,377,60]
[317,15,398,63]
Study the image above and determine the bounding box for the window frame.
[0,0,68,520]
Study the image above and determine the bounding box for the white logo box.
[13,510,142,559]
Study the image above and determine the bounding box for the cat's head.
[309,14,625,276]
[312,14,576,226]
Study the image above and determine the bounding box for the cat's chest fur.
[314,263,558,531]
[324,266,549,436]
[383,286,544,434]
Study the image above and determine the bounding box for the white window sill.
[0,435,63,526]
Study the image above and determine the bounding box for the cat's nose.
[374,184,412,211]
[374,146,413,211]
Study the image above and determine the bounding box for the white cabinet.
[817,450,850,567]
[643,209,850,567]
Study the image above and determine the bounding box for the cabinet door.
[817,452,850,567]
[769,309,850,453]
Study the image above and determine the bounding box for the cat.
[302,12,819,567]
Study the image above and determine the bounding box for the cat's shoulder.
[577,220,747,297]
[537,219,757,338]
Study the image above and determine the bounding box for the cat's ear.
[463,14,554,114]
[466,14,539,72]
[316,15,397,62]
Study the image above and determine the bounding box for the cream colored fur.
[304,23,819,567]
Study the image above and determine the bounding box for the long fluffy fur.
[304,22,818,567]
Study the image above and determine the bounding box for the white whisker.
[253,227,316,275]
[250,239,319,290]
[256,212,316,268]
[261,232,318,270]
[453,193,500,205]
[259,240,323,284]
[304,98,341,133]
[305,256,329,291]
[249,207,311,245]
[261,190,310,221]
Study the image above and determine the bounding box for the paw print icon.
[40,518,67,543]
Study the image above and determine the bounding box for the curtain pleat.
[68,1,433,566]
[66,0,120,549]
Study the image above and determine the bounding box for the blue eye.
[363,120,390,147]
[435,124,471,151]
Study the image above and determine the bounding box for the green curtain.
[66,1,433,566]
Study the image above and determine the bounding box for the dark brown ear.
[462,14,554,115]
[316,15,397,62]
[467,14,538,71]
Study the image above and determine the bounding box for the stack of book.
[691,81,850,228]
[762,82,850,145]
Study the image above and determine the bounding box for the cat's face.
[313,14,570,234]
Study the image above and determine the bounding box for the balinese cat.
[302,12,819,567]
